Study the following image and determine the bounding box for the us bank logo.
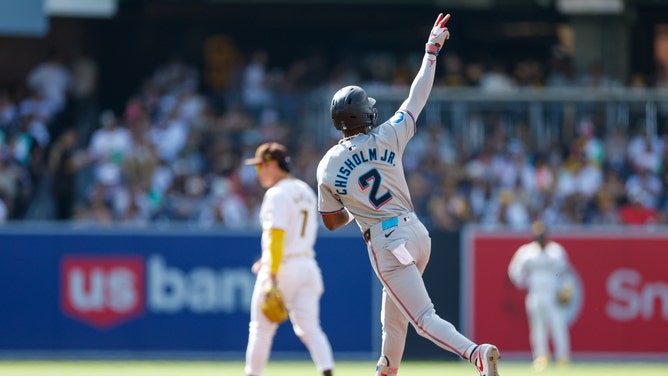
[61,255,145,329]
[60,254,255,330]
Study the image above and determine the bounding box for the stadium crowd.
[0,45,667,230]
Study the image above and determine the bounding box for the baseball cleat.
[532,356,549,371]
[470,344,500,376]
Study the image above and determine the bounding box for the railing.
[305,87,668,151]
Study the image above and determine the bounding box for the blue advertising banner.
[0,225,375,356]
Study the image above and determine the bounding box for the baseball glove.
[557,285,573,306]
[260,286,288,323]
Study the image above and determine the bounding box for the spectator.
[495,188,531,229]
[117,183,151,225]
[479,62,515,92]
[625,167,663,210]
[579,61,620,90]
[18,89,59,126]
[69,50,99,146]
[6,31,668,229]
[74,183,114,224]
[48,127,88,220]
[575,119,604,166]
[618,192,659,226]
[603,125,630,173]
[88,110,133,188]
[206,173,250,229]
[437,53,468,87]
[26,50,72,115]
[545,55,577,88]
[627,127,663,174]
[149,108,189,163]
[241,49,274,120]
[599,168,627,206]
[512,59,544,88]
[588,190,620,225]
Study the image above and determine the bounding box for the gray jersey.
[317,110,416,232]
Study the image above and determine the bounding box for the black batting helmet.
[330,85,378,131]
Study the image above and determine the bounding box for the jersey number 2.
[359,169,392,209]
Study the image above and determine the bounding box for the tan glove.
[260,285,288,323]
[557,284,573,306]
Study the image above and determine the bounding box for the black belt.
[363,229,371,243]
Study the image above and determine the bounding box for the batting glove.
[426,13,451,56]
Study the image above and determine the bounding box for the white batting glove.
[426,13,451,56]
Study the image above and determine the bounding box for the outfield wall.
[0,224,378,358]
[2,224,666,361]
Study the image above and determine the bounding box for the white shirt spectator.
[627,132,664,173]
[241,50,273,112]
[26,55,72,112]
[625,169,663,209]
[27,116,50,147]
[555,162,602,199]
[480,64,515,92]
[19,91,60,120]
[150,117,188,163]
[88,112,133,186]
[505,201,531,229]
[555,166,577,198]
[498,154,536,192]
[575,162,603,198]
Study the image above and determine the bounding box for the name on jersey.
[334,147,396,195]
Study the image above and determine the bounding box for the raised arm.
[401,13,451,118]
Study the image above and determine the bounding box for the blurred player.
[244,142,334,376]
[507,220,573,371]
[316,12,501,376]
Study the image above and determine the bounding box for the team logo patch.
[61,255,145,330]
[390,112,404,124]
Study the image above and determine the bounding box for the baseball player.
[316,12,501,376]
[244,142,335,376]
[507,220,573,371]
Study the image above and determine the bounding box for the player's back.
[318,121,414,231]
[261,177,318,255]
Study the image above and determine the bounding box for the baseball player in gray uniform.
[508,220,573,371]
[316,12,501,376]
[245,142,335,376]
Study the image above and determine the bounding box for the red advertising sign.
[61,255,146,329]
[463,228,668,358]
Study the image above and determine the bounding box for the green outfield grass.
[0,360,667,376]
